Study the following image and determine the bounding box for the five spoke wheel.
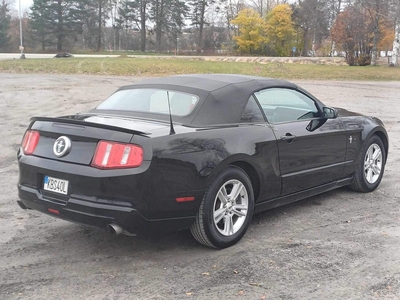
[351,135,386,192]
[213,180,249,236]
[190,167,254,248]
[364,143,382,184]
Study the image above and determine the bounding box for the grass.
[0,57,399,81]
[74,50,173,56]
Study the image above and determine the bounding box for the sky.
[14,0,33,11]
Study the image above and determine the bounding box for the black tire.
[350,135,386,192]
[190,166,254,248]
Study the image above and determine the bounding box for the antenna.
[166,91,175,135]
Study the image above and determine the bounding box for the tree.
[82,0,112,51]
[149,0,188,52]
[248,0,276,16]
[0,0,11,51]
[108,0,121,50]
[231,8,265,53]
[168,0,188,52]
[30,0,52,50]
[138,0,148,52]
[118,0,148,52]
[390,0,400,66]
[217,0,246,50]
[30,0,88,51]
[292,0,330,56]
[96,0,111,51]
[363,0,390,65]
[190,0,210,53]
[264,4,295,56]
[379,25,395,55]
[331,6,371,65]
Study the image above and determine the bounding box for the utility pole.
[19,0,25,59]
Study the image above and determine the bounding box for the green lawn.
[0,57,399,81]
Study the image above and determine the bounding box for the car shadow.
[25,186,352,261]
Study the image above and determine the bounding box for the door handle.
[280,133,296,142]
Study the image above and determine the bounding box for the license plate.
[43,176,69,195]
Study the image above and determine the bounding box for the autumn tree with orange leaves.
[331,6,373,65]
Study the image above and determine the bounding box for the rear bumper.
[18,184,196,234]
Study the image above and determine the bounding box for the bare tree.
[248,0,277,16]
[217,0,246,48]
[362,0,390,65]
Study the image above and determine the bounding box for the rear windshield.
[96,89,200,117]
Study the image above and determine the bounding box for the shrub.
[357,54,371,66]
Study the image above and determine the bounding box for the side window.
[240,95,265,123]
[254,88,320,124]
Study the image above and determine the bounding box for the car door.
[238,95,282,202]
[254,88,347,196]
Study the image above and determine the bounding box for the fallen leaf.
[249,282,261,287]
[238,290,244,295]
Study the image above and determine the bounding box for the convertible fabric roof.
[133,74,296,93]
[100,74,298,127]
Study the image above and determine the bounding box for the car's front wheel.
[350,135,386,192]
[190,166,254,248]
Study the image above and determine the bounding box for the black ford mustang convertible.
[17,74,388,248]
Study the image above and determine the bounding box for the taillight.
[91,141,143,169]
[21,130,40,155]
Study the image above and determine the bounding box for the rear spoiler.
[30,116,150,136]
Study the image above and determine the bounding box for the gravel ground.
[1,74,399,300]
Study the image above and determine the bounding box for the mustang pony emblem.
[53,136,71,157]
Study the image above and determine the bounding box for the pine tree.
[189,0,210,53]
[149,0,188,52]
[81,0,112,51]
[30,0,88,51]
[118,0,148,52]
[29,0,52,51]
[0,0,11,51]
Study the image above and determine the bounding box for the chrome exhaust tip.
[107,223,123,235]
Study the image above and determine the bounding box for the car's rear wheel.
[350,135,386,192]
[190,166,254,248]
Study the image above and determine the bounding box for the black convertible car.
[17,74,388,248]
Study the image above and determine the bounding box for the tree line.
[0,0,399,66]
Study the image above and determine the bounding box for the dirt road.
[1,74,399,300]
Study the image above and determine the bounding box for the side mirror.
[323,107,338,119]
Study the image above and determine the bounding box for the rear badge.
[53,136,72,157]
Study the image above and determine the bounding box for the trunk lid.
[28,114,164,165]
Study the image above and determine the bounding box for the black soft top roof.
[95,74,298,127]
